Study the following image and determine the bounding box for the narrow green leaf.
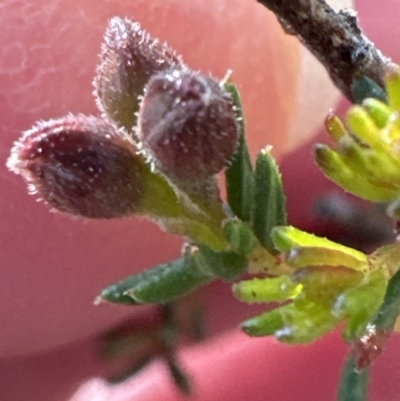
[338,355,369,401]
[197,244,248,281]
[293,266,364,304]
[314,144,397,202]
[162,216,226,251]
[369,242,400,275]
[272,225,367,263]
[362,98,392,128]
[98,257,212,305]
[286,247,367,272]
[242,302,337,343]
[233,276,300,303]
[222,219,257,256]
[339,136,400,188]
[224,83,254,222]
[340,270,388,340]
[242,308,285,337]
[252,147,287,254]
[351,75,387,104]
[385,67,400,110]
[346,106,389,151]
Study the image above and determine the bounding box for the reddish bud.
[7,115,144,218]
[138,69,239,182]
[94,17,185,132]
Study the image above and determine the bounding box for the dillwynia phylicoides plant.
[7,11,400,400]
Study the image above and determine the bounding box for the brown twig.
[257,0,392,102]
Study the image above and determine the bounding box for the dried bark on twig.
[257,0,392,101]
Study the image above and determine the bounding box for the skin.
[68,331,400,401]
[2,0,400,400]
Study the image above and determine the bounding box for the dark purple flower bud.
[7,115,144,218]
[138,69,239,182]
[94,17,185,132]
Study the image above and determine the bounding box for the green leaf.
[241,307,285,337]
[224,83,254,222]
[346,106,390,151]
[233,276,300,303]
[293,266,364,305]
[385,67,400,111]
[369,242,400,278]
[272,226,367,264]
[286,247,367,271]
[242,302,338,343]
[138,160,182,218]
[314,144,397,202]
[222,219,257,256]
[351,75,387,104]
[338,355,369,401]
[340,270,388,340]
[362,98,392,129]
[98,256,213,305]
[252,148,287,254]
[197,244,248,281]
[337,133,400,188]
[161,216,226,251]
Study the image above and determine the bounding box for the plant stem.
[372,267,400,330]
[257,0,391,102]
[338,355,369,401]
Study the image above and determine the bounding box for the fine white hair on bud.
[138,69,239,182]
[7,114,145,219]
[94,17,186,132]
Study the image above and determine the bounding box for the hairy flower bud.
[138,69,239,182]
[7,115,144,218]
[94,17,185,132]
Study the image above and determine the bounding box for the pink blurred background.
[1,0,400,400]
